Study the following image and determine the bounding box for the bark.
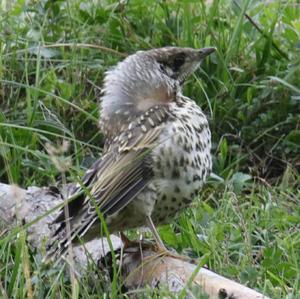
[0,183,271,299]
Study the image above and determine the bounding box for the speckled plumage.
[106,97,211,232]
[49,46,215,256]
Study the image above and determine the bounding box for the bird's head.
[146,47,216,86]
[100,46,215,129]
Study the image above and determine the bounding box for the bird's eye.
[173,53,185,72]
[159,63,167,74]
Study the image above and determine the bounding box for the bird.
[47,46,215,258]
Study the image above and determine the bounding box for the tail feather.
[44,192,86,262]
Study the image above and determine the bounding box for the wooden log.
[0,183,271,299]
[121,247,270,298]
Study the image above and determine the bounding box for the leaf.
[28,46,60,58]
[158,226,179,249]
[57,79,73,100]
[230,172,252,193]
[285,130,300,145]
[269,76,300,94]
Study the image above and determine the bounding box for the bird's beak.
[198,47,216,59]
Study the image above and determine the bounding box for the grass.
[0,0,300,298]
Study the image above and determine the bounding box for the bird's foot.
[120,232,154,250]
[153,243,195,263]
[120,232,194,263]
[120,232,135,248]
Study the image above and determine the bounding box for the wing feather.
[48,105,171,256]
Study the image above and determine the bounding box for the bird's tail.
[43,221,71,264]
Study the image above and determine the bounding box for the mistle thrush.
[49,46,215,257]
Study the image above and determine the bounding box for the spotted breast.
[151,96,211,224]
[106,96,211,231]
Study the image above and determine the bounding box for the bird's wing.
[49,105,171,254]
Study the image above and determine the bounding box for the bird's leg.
[120,231,153,249]
[146,215,194,262]
[120,231,133,248]
[146,215,167,251]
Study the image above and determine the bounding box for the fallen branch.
[0,183,271,298]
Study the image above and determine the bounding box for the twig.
[233,0,289,60]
